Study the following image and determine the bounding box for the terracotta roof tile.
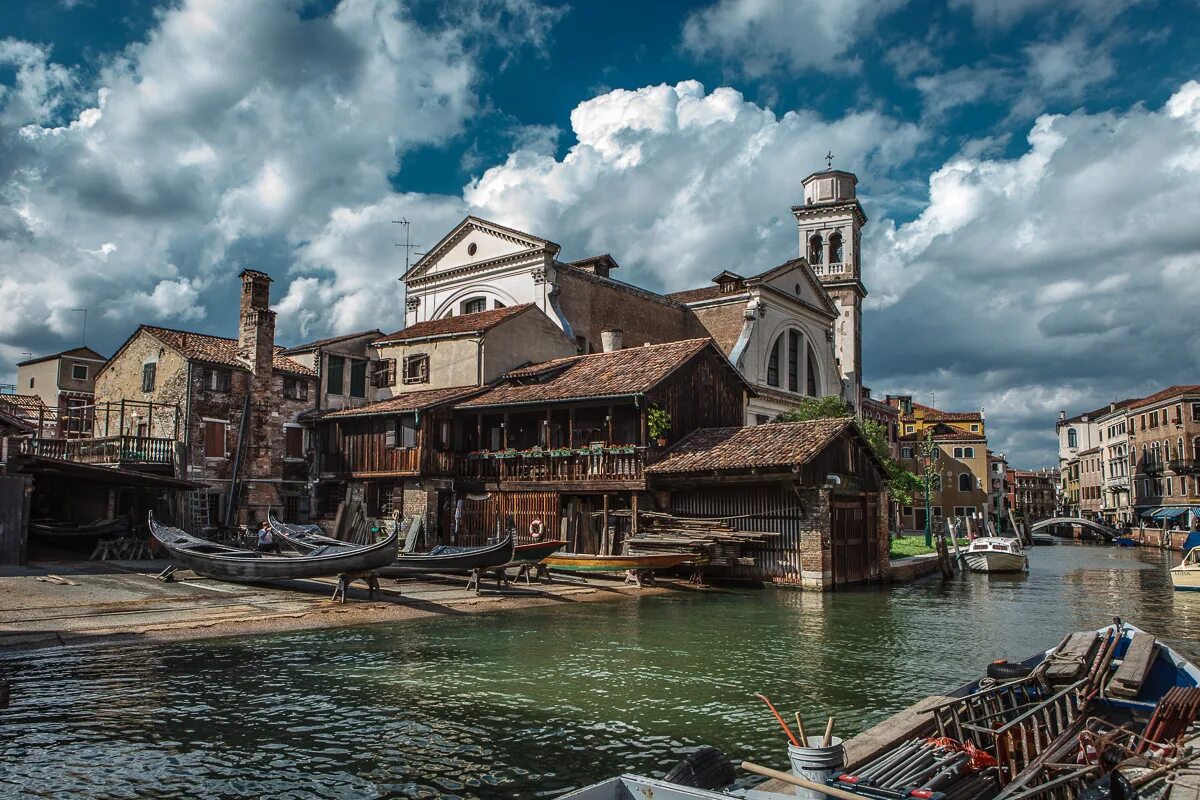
[664,284,734,304]
[646,418,852,474]
[321,386,483,418]
[142,326,316,376]
[897,402,981,423]
[1128,385,1200,411]
[459,338,716,409]
[279,329,383,355]
[898,422,984,442]
[0,394,51,420]
[373,304,534,345]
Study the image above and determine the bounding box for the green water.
[2,543,1199,799]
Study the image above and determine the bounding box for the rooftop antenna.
[72,308,88,345]
[392,219,421,275]
[825,150,834,170]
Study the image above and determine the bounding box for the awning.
[1152,507,1189,521]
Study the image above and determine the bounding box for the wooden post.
[147,402,153,438]
[173,404,180,441]
[602,494,610,555]
[104,402,111,437]
[476,413,483,450]
[606,404,614,444]
[631,493,639,535]
[545,408,552,448]
[568,407,575,448]
[118,399,126,438]
[502,412,509,449]
[639,408,646,446]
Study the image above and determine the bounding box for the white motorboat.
[1170,546,1200,591]
[962,537,1028,573]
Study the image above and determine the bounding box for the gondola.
[148,513,399,581]
[380,534,514,575]
[266,510,343,553]
[507,539,568,566]
[29,518,129,540]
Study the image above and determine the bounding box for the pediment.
[404,216,560,281]
[750,258,838,317]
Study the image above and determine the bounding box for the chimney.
[601,329,623,352]
[238,269,275,377]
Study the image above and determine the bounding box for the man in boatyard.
[256,522,279,553]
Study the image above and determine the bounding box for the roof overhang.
[8,454,204,489]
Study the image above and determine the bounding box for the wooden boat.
[508,539,568,566]
[381,534,514,575]
[962,536,1028,573]
[1029,533,1056,546]
[544,551,692,573]
[266,510,343,553]
[1171,546,1200,592]
[148,513,398,581]
[29,518,129,539]
[1113,535,1139,548]
[555,775,731,799]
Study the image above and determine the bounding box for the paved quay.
[0,559,678,652]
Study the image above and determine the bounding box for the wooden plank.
[1045,631,1098,682]
[1109,632,1157,698]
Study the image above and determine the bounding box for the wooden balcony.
[322,445,458,478]
[15,435,175,466]
[458,446,648,489]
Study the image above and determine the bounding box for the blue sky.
[3,0,1200,466]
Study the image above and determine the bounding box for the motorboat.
[148,513,398,581]
[962,536,1028,573]
[1171,546,1200,592]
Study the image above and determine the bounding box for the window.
[958,473,973,492]
[1167,478,1173,496]
[494,300,505,310]
[1193,403,1200,421]
[755,414,771,425]
[402,354,430,385]
[1194,437,1200,460]
[1067,428,1077,448]
[284,426,304,459]
[953,447,964,458]
[205,368,231,392]
[787,330,800,392]
[829,232,843,263]
[71,364,88,380]
[349,360,367,398]
[930,475,942,492]
[203,420,227,458]
[327,355,345,395]
[808,235,823,264]
[28,377,34,388]
[902,506,913,517]
[905,424,915,434]
[397,415,418,448]
[467,242,478,256]
[970,424,979,432]
[283,376,309,400]
[964,446,974,458]
[372,359,397,388]
[766,336,781,387]
[142,362,156,392]
[461,297,487,315]
[806,343,818,396]
[1150,411,1159,428]
[901,447,913,459]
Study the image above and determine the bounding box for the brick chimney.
[238,269,275,376]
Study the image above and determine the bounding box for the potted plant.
[647,405,672,447]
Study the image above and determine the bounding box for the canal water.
[2,543,1199,799]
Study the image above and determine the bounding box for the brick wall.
[556,268,709,352]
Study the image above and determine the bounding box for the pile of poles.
[618,509,780,568]
[838,737,999,800]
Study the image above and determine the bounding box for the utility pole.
[393,219,422,323]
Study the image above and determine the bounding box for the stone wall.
[93,332,189,439]
[797,486,831,589]
[556,268,708,353]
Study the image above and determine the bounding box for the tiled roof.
[1065,397,1140,422]
[373,305,534,345]
[0,394,50,420]
[691,304,747,355]
[321,386,483,418]
[898,422,984,442]
[898,402,981,423]
[1129,385,1200,411]
[458,338,717,409]
[17,346,107,366]
[750,384,818,408]
[646,418,853,474]
[664,284,739,304]
[279,329,382,355]
[141,326,316,376]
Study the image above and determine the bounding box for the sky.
[2,0,1199,468]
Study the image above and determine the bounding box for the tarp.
[1184,532,1200,553]
[1152,507,1188,520]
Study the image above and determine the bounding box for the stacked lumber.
[616,509,778,567]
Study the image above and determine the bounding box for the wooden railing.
[17,435,175,465]
[322,445,459,476]
[459,447,647,483]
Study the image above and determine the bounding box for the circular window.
[467,242,477,256]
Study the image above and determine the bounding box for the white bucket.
[787,736,845,800]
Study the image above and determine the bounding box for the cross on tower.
[825,150,835,170]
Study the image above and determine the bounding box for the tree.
[774,396,921,506]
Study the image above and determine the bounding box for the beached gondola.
[508,539,568,566]
[381,534,514,575]
[266,510,343,553]
[148,513,398,581]
[29,518,129,540]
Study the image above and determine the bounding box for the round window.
[467,242,477,256]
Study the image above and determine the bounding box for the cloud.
[865,81,1200,466]
[949,0,1145,30]
[0,0,553,363]
[681,0,908,77]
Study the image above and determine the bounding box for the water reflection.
[1,543,1198,799]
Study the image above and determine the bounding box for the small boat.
[381,534,514,575]
[149,514,399,581]
[555,775,730,799]
[266,510,343,553]
[962,536,1028,573]
[1113,535,1139,548]
[1030,533,1056,546]
[544,551,692,573]
[1170,546,1200,592]
[508,539,568,566]
[29,518,129,540]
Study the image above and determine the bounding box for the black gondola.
[266,510,342,553]
[380,534,515,575]
[148,513,398,581]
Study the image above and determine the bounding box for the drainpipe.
[477,337,485,386]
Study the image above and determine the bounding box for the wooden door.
[831,497,868,588]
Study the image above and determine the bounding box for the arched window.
[1067,428,1077,448]
[829,232,843,263]
[461,296,487,315]
[806,342,818,396]
[1193,436,1200,460]
[766,335,781,387]
[1178,437,1185,462]
[959,473,973,492]
[787,330,800,392]
[809,235,823,264]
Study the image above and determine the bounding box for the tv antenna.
[392,219,422,275]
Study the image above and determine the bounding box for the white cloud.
[949,0,1144,30]
[681,0,908,77]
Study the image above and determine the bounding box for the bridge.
[1029,516,1120,540]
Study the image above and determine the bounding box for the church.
[400,166,868,422]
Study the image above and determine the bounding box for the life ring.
[529,518,545,540]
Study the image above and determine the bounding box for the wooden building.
[644,418,890,590]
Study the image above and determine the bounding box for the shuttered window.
[372,359,397,388]
[206,368,231,392]
[349,360,367,398]
[402,354,429,384]
[142,362,156,392]
[397,415,418,449]
[203,420,226,458]
[327,356,344,395]
[285,426,304,459]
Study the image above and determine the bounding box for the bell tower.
[793,164,867,408]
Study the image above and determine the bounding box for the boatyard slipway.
[0,559,676,651]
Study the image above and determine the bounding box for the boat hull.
[1171,566,1200,591]
[544,552,691,572]
[149,515,399,581]
[963,550,1028,573]
[380,535,514,575]
[267,510,343,554]
[507,539,567,566]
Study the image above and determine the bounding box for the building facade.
[1007,469,1057,522]
[16,346,107,437]
[1096,404,1134,525]
[1127,385,1200,529]
[891,397,989,531]
[1077,447,1103,519]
